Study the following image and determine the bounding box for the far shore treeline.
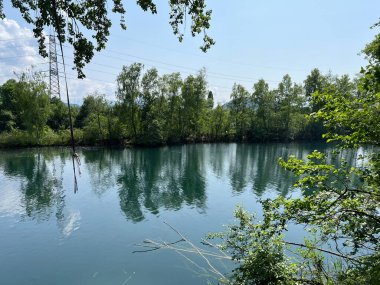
[0,65,354,147]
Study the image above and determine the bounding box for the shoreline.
[0,138,327,150]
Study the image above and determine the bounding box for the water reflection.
[115,146,206,222]
[0,149,66,222]
[0,143,359,223]
[83,148,118,196]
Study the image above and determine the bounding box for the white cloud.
[0,18,44,81]
[62,77,117,105]
[0,18,32,40]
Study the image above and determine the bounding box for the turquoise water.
[0,143,341,284]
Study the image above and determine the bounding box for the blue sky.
[1,1,379,104]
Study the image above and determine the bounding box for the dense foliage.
[0,65,359,147]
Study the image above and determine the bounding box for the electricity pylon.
[49,34,61,99]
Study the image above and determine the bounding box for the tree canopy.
[0,0,214,78]
[1,64,353,147]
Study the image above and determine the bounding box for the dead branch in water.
[133,222,231,281]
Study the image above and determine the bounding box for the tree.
[161,72,183,141]
[251,79,271,139]
[0,79,18,131]
[116,63,144,141]
[47,97,69,131]
[362,21,380,65]
[77,93,109,143]
[207,90,214,109]
[181,69,208,139]
[230,83,251,140]
[0,0,214,78]
[275,74,305,140]
[13,72,51,142]
[334,74,355,98]
[140,68,166,144]
[304,68,328,100]
[210,104,230,140]
[302,68,329,140]
[75,93,107,129]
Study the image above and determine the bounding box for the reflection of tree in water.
[117,146,206,222]
[266,145,296,196]
[0,149,66,222]
[118,150,145,222]
[0,144,362,224]
[250,144,295,196]
[207,143,316,197]
[22,153,57,219]
[208,144,227,178]
[1,150,37,180]
[245,144,328,196]
[183,146,207,208]
[247,143,361,196]
[228,144,251,194]
[210,143,343,197]
[82,148,118,196]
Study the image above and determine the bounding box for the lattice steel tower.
[49,34,61,98]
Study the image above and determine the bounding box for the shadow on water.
[0,143,362,223]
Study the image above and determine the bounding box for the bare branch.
[284,241,362,264]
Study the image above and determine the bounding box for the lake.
[0,143,354,285]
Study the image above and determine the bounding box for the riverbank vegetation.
[0,65,357,147]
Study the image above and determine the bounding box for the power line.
[0,53,269,91]
[62,43,282,83]
[58,71,232,91]
[0,61,49,66]
[0,39,289,84]
[1,49,297,95]
[0,36,35,42]
[0,35,309,72]
[65,59,257,84]
[108,34,310,72]
[57,48,281,85]
[0,43,39,50]
[0,54,43,60]
[100,49,283,81]
[0,53,261,91]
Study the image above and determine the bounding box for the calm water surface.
[0,143,353,285]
